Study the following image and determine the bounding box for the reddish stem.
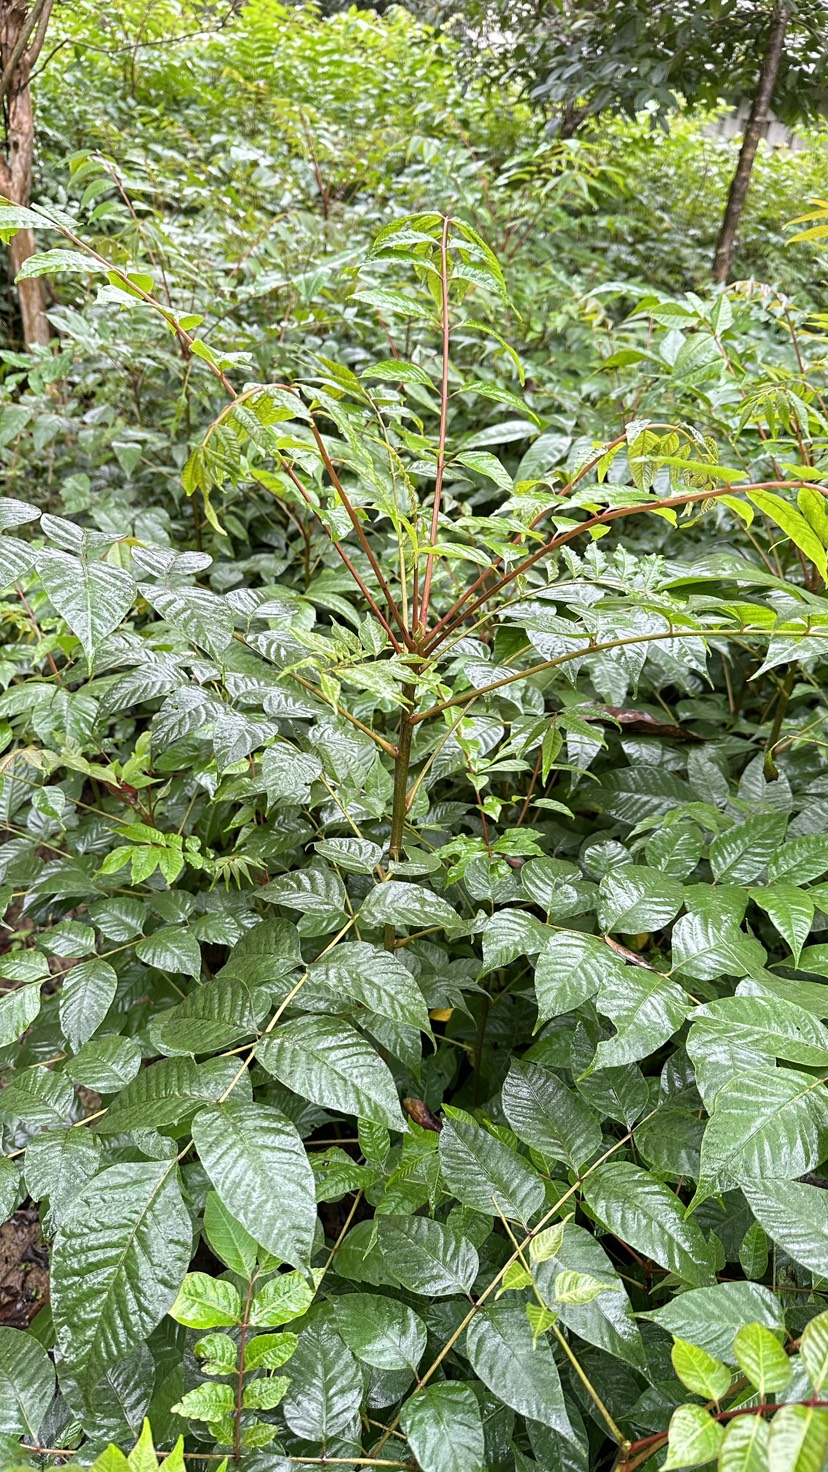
[307,421,415,650]
[280,460,405,654]
[619,1398,828,1471]
[424,434,627,647]
[425,477,828,654]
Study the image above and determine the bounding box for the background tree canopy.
[2,3,828,1472]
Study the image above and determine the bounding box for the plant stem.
[424,477,828,655]
[418,214,451,631]
[389,686,416,862]
[411,625,798,726]
[764,665,796,779]
[425,433,627,645]
[384,685,416,948]
[234,1271,258,1463]
[307,420,415,649]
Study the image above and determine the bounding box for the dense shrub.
[1,8,828,1472]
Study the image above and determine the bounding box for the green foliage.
[2,5,828,1471]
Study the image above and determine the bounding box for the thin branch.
[26,0,53,66]
[287,671,399,757]
[279,457,407,655]
[410,624,828,726]
[425,477,828,653]
[619,1399,828,1471]
[0,0,50,107]
[424,433,627,646]
[418,213,451,631]
[307,420,414,649]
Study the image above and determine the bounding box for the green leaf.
[260,866,347,921]
[168,1273,242,1329]
[465,1300,571,1437]
[643,1282,786,1364]
[767,1404,828,1471]
[695,1069,828,1198]
[65,1035,142,1092]
[739,1222,770,1281]
[501,1058,602,1171]
[0,202,50,233]
[532,1221,646,1370]
[718,1414,770,1472]
[455,450,512,489]
[534,930,624,1021]
[99,1057,244,1134]
[481,909,550,971]
[733,1322,792,1396]
[709,813,788,884]
[439,1106,545,1225]
[400,1383,486,1472]
[583,1163,713,1286]
[16,249,99,278]
[194,1331,237,1374]
[663,1405,724,1469]
[747,490,827,578]
[135,926,201,977]
[749,883,814,963]
[171,1382,233,1424]
[310,941,430,1032]
[597,864,684,931]
[244,1331,299,1370]
[0,534,36,589]
[37,550,135,660]
[191,1101,317,1270]
[249,1271,314,1327]
[89,1448,130,1472]
[148,975,267,1054]
[262,744,323,806]
[0,1066,74,1128]
[376,1215,479,1296]
[769,835,828,885]
[127,1418,161,1472]
[23,1128,100,1230]
[281,1320,362,1442]
[801,1310,828,1394]
[0,1158,19,1222]
[691,996,828,1068]
[332,1292,426,1371]
[0,983,41,1046]
[359,880,465,935]
[671,1338,731,1400]
[59,960,118,1051]
[242,1375,290,1410]
[593,967,690,1069]
[51,1162,192,1404]
[671,913,768,981]
[259,1016,405,1129]
[140,585,233,656]
[529,1221,567,1264]
[635,1104,705,1178]
[553,1269,619,1305]
[0,1327,55,1438]
[203,1190,258,1277]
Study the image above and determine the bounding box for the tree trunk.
[711,1,789,285]
[0,0,51,349]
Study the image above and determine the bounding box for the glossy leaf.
[192,1101,317,1269]
[51,1163,192,1403]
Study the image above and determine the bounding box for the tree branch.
[0,0,49,107]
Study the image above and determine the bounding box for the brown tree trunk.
[0,0,52,349]
[712,1,789,285]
